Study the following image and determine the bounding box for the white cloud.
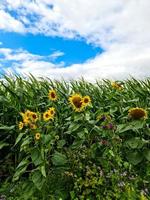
[1,46,150,81]
[0,47,64,77]
[0,10,25,33]
[0,0,150,80]
[48,51,64,60]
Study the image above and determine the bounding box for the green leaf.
[0,125,15,130]
[43,134,52,145]
[40,165,46,177]
[117,120,145,133]
[57,139,66,148]
[85,113,90,121]
[143,149,150,161]
[126,151,143,165]
[68,123,80,132]
[130,120,145,130]
[110,107,118,114]
[20,136,31,151]
[126,137,145,149]
[15,132,25,146]
[52,151,67,166]
[77,131,85,139]
[93,125,101,134]
[13,158,29,181]
[13,166,28,182]
[32,170,46,190]
[31,148,43,166]
[0,141,9,149]
[17,158,29,169]
[117,124,132,133]
[74,114,83,122]
[71,140,84,149]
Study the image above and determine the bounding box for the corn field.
[0,75,150,200]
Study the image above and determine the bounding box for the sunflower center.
[84,98,89,103]
[131,110,145,119]
[72,97,82,108]
[32,114,37,119]
[51,92,56,98]
[46,114,49,118]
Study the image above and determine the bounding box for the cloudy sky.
[0,0,150,81]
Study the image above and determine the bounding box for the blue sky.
[0,0,150,80]
[0,32,102,67]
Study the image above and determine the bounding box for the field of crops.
[0,75,150,200]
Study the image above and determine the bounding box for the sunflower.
[19,122,24,130]
[82,96,91,107]
[48,89,57,101]
[20,110,31,125]
[23,117,30,126]
[48,107,55,116]
[30,124,37,129]
[69,94,84,112]
[35,133,41,140]
[25,110,32,118]
[30,112,38,122]
[128,107,147,120]
[43,110,54,121]
[111,82,123,91]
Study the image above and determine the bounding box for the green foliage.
[0,75,150,199]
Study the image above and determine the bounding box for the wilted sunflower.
[82,96,91,107]
[48,89,57,101]
[111,82,123,91]
[35,133,41,140]
[69,94,84,112]
[19,122,24,130]
[30,124,37,129]
[97,114,111,122]
[128,107,147,120]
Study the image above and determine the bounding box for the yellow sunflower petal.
[19,122,24,130]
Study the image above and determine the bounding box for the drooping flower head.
[48,89,57,101]
[111,82,123,91]
[30,124,37,130]
[107,123,114,130]
[69,93,84,112]
[97,114,111,122]
[128,107,147,120]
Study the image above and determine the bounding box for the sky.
[0,0,150,81]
